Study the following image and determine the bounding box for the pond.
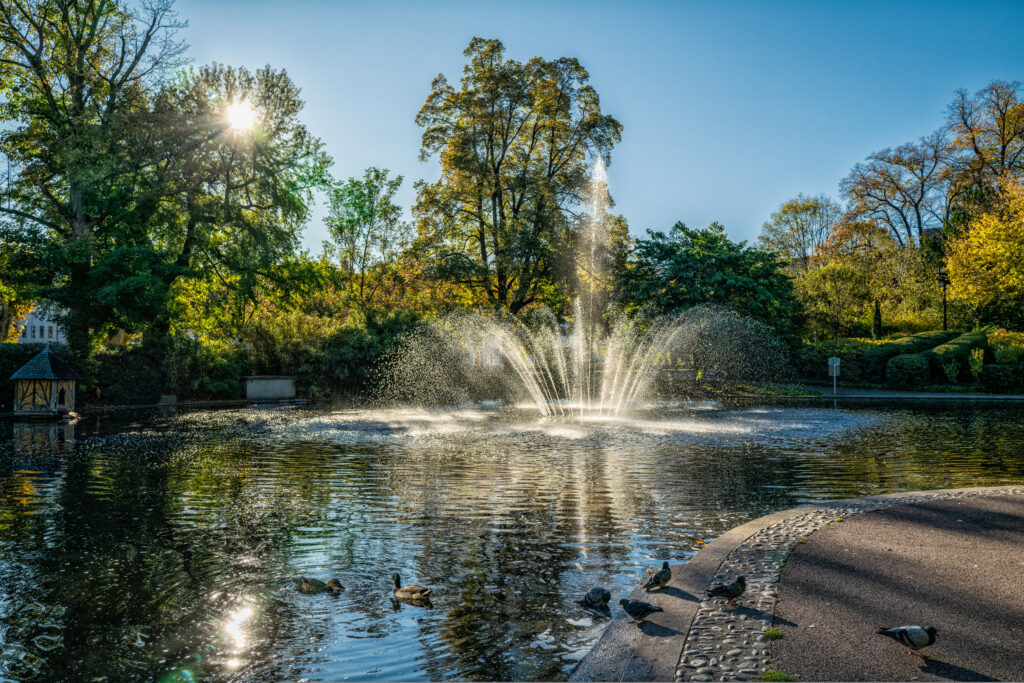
[2,400,1023,681]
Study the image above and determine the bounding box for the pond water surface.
[1,401,1023,681]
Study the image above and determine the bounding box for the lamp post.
[937,267,949,331]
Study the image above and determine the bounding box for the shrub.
[990,330,1024,364]
[885,353,930,387]
[793,337,882,382]
[863,330,960,379]
[926,332,988,384]
[980,363,1024,393]
[969,348,985,383]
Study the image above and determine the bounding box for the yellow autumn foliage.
[947,180,1024,309]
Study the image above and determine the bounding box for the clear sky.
[175,0,1024,251]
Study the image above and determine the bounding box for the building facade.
[14,306,65,344]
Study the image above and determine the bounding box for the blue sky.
[175,0,1024,251]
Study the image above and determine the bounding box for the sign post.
[828,356,840,395]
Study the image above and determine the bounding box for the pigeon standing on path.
[619,598,663,622]
[706,576,746,606]
[876,625,937,657]
[644,561,672,592]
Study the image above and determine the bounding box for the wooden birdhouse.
[10,348,80,418]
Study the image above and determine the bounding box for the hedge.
[980,363,1024,393]
[863,330,960,380]
[885,353,930,388]
[924,332,988,384]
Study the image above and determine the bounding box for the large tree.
[324,168,411,311]
[414,38,622,315]
[0,0,187,352]
[617,221,798,338]
[758,194,843,273]
[948,80,1024,188]
[840,129,955,247]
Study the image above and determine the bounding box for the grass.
[764,628,783,641]
[761,668,794,681]
[833,517,844,522]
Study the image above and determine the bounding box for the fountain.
[381,159,793,416]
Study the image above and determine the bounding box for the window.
[21,327,26,338]
[30,326,35,338]
[48,326,53,339]
[39,326,44,339]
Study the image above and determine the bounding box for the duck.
[392,573,432,601]
[297,577,346,595]
[644,561,672,592]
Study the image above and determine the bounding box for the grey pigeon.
[876,625,937,657]
[619,598,663,622]
[644,561,672,592]
[579,586,611,610]
[706,575,745,606]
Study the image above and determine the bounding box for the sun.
[226,99,257,131]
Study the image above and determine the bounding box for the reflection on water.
[1,401,1023,681]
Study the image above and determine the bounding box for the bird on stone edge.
[620,598,663,622]
[644,561,672,592]
[876,625,937,658]
[706,575,745,606]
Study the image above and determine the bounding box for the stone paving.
[674,486,1024,682]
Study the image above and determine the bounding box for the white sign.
[828,357,840,377]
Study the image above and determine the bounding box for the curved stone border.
[570,485,1024,682]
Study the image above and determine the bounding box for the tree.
[796,261,870,340]
[948,80,1024,188]
[414,38,622,315]
[0,0,187,353]
[758,194,843,273]
[841,129,955,247]
[616,221,798,338]
[324,168,412,311]
[946,178,1024,328]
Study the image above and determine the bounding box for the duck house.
[10,348,80,418]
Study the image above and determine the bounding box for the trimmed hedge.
[924,332,988,384]
[885,353,930,387]
[863,330,960,380]
[979,363,1024,393]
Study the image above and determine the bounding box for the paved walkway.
[570,486,1024,682]
[804,387,1024,400]
[773,496,1024,681]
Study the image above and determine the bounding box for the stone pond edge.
[568,484,1024,683]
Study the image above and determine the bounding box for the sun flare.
[226,99,257,131]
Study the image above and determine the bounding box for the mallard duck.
[644,561,672,592]
[297,577,346,594]
[392,573,431,600]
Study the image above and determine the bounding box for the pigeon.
[644,561,672,592]
[579,586,611,610]
[876,625,937,657]
[706,575,746,606]
[619,598,663,622]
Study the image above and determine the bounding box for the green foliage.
[926,332,988,384]
[758,194,842,273]
[796,261,869,340]
[969,348,985,382]
[980,363,1024,392]
[617,222,798,339]
[886,353,931,387]
[761,668,794,682]
[990,330,1024,364]
[863,330,959,379]
[415,37,622,315]
[793,337,885,382]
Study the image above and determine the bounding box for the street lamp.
[937,266,949,331]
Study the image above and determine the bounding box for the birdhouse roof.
[10,348,80,381]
